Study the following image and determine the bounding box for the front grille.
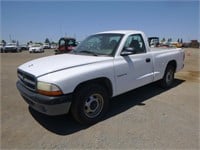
[5,47,16,50]
[17,69,36,91]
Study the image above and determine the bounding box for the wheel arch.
[160,60,177,88]
[73,77,113,98]
[166,60,177,72]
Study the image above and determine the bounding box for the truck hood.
[18,54,113,77]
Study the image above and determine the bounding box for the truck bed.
[150,47,179,51]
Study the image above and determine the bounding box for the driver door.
[114,34,154,95]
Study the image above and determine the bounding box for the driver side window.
[124,34,146,54]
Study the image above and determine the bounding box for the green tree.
[161,38,166,43]
[12,40,16,43]
[1,40,6,46]
[45,38,50,44]
[168,38,172,42]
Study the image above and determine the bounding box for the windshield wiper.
[78,50,99,56]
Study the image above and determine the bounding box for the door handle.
[146,58,151,63]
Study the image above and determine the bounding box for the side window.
[68,39,76,46]
[60,39,65,46]
[124,34,146,54]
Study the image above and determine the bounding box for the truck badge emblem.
[28,64,33,67]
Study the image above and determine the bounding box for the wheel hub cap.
[84,94,104,118]
[166,70,174,84]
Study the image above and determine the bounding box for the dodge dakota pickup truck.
[16,30,185,124]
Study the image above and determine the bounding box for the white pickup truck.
[4,43,21,53]
[17,30,185,124]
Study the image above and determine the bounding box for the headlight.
[37,81,63,96]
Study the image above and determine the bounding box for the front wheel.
[70,84,109,125]
[160,65,175,88]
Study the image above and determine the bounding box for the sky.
[1,0,199,44]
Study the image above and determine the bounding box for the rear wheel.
[160,65,175,88]
[71,84,109,125]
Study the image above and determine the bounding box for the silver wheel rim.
[83,93,104,118]
[166,69,174,85]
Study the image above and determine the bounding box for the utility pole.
[9,34,12,42]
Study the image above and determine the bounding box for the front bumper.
[4,48,17,52]
[30,49,41,52]
[16,81,73,115]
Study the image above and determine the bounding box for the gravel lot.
[1,48,199,149]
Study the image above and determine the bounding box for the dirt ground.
[1,48,199,149]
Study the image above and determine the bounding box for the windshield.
[74,33,124,56]
[32,44,41,47]
[67,39,76,46]
[7,43,17,46]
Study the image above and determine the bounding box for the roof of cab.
[96,30,143,35]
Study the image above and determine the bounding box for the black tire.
[160,65,175,88]
[70,84,109,125]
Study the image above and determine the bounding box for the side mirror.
[120,47,135,56]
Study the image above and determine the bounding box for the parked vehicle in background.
[19,44,29,51]
[50,44,57,49]
[4,43,21,53]
[55,37,77,54]
[148,37,159,47]
[43,43,51,49]
[29,44,44,53]
[0,43,5,53]
[16,30,185,124]
[170,42,183,48]
[190,40,199,48]
[27,43,34,49]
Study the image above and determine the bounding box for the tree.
[12,40,16,43]
[1,40,6,46]
[27,41,33,46]
[161,38,166,43]
[168,38,172,42]
[45,38,50,44]
[177,38,180,43]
